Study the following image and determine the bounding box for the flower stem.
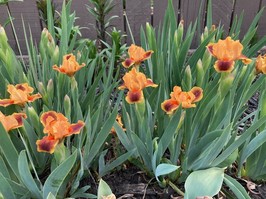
[168,180,184,196]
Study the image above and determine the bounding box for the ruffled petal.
[206,44,215,57]
[118,83,126,90]
[40,111,57,126]
[0,112,26,132]
[214,60,235,73]
[181,101,196,108]
[161,99,179,114]
[53,65,65,73]
[27,93,42,102]
[53,54,86,77]
[238,54,252,65]
[0,99,14,107]
[15,83,34,93]
[190,87,203,103]
[125,90,144,104]
[122,58,135,68]
[142,50,154,61]
[36,136,59,154]
[145,79,158,88]
[12,113,27,128]
[67,120,85,136]
[256,55,266,74]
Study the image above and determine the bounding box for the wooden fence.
[0,0,266,54]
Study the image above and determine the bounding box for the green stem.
[168,180,184,196]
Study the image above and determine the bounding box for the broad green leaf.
[84,108,117,167]
[0,156,10,179]
[0,123,20,180]
[239,129,266,167]
[43,150,77,198]
[18,150,42,199]
[97,179,113,199]
[157,107,182,158]
[224,174,251,199]
[99,149,136,177]
[184,167,224,199]
[6,179,28,196]
[0,173,16,199]
[212,115,266,165]
[71,185,96,198]
[155,163,180,182]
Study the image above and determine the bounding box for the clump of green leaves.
[87,0,117,50]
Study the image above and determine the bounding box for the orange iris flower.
[122,44,153,68]
[161,86,203,114]
[0,111,27,132]
[118,68,158,104]
[36,111,85,154]
[53,54,85,77]
[256,54,266,74]
[0,83,42,107]
[207,37,252,73]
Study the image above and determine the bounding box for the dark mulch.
[102,165,178,199]
[84,163,266,199]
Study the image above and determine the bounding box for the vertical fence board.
[53,0,63,9]
[71,1,96,40]
[0,5,16,51]
[181,0,206,29]
[125,0,151,44]
[110,0,124,32]
[8,0,41,55]
[212,0,234,36]
[153,0,169,28]
[108,0,124,41]
[1,0,266,54]
[257,0,266,39]
[181,0,207,47]
[234,0,260,39]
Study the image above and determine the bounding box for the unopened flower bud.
[38,81,46,96]
[201,27,209,43]
[40,28,49,44]
[211,25,216,32]
[202,51,212,71]
[196,59,204,87]
[52,45,59,64]
[64,95,71,120]
[47,79,54,97]
[184,65,192,90]
[0,25,8,49]
[38,81,47,104]
[176,20,184,45]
